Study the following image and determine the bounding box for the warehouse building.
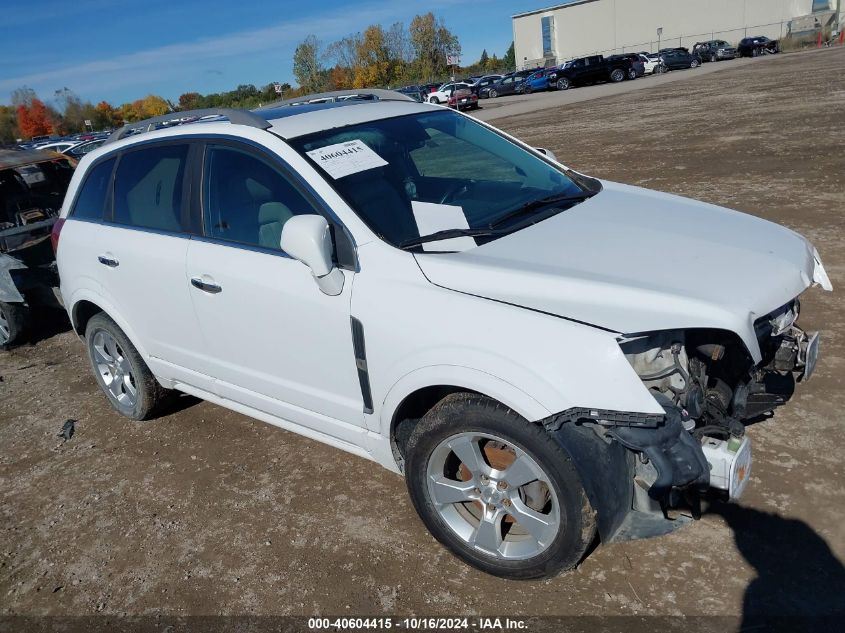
[513,0,841,68]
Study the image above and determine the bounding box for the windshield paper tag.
[411,202,476,252]
[306,140,388,179]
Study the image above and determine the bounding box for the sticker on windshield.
[306,140,388,179]
[411,201,477,252]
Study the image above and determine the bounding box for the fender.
[379,364,552,437]
[67,287,152,362]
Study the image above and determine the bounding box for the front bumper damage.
[544,396,751,543]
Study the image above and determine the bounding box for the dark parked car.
[63,138,106,160]
[546,55,635,90]
[397,86,426,102]
[692,40,737,62]
[483,71,531,98]
[655,48,701,73]
[607,53,645,77]
[469,74,503,97]
[738,36,780,57]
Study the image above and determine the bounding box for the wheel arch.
[67,291,152,360]
[381,365,552,471]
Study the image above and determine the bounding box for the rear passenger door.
[95,141,214,392]
[185,141,366,444]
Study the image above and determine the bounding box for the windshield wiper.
[399,228,498,250]
[488,192,595,229]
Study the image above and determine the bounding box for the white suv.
[54,90,831,579]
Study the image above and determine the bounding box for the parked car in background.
[447,87,478,110]
[738,36,780,57]
[469,75,504,97]
[420,83,441,95]
[0,149,75,348]
[607,54,645,78]
[483,73,527,98]
[692,40,737,62]
[35,140,81,154]
[64,138,106,161]
[428,82,473,105]
[639,53,661,75]
[546,55,634,90]
[655,48,701,73]
[398,86,426,102]
[521,69,552,94]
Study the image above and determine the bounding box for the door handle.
[190,277,222,294]
[97,255,119,267]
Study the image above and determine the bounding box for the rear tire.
[556,78,571,90]
[84,313,170,420]
[610,68,625,82]
[690,59,700,68]
[489,89,498,98]
[0,301,28,349]
[405,393,595,579]
[710,54,717,63]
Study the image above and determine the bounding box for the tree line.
[1,12,515,144]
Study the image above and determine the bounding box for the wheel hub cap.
[426,432,561,560]
[92,330,137,408]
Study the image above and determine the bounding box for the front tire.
[556,78,571,90]
[690,59,700,68]
[85,313,169,420]
[610,68,625,82]
[0,301,28,349]
[405,394,595,579]
[488,89,498,98]
[428,96,440,104]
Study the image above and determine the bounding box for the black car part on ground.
[738,36,780,57]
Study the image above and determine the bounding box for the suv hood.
[414,181,831,362]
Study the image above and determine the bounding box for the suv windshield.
[289,110,592,249]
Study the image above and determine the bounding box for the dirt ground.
[2,48,844,626]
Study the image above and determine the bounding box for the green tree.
[479,49,489,66]
[503,41,515,70]
[293,35,324,93]
[409,13,460,82]
[0,105,20,144]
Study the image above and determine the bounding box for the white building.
[512,0,840,69]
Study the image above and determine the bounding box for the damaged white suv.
[54,91,832,579]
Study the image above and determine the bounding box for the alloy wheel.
[425,431,561,560]
[92,329,138,407]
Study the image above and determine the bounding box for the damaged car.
[1,149,75,348]
[55,93,832,579]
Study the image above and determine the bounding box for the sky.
[0,0,561,107]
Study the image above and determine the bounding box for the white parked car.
[35,140,81,153]
[427,82,472,104]
[640,53,661,75]
[54,91,831,579]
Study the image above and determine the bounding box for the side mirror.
[535,147,558,162]
[280,215,344,296]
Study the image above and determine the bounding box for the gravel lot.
[2,48,844,627]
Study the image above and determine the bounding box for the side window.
[113,144,188,232]
[70,157,115,221]
[202,145,317,251]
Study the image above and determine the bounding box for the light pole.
[657,26,663,52]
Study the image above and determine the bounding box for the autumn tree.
[409,13,460,82]
[178,92,202,110]
[93,101,118,129]
[354,25,393,88]
[16,98,53,139]
[293,35,324,94]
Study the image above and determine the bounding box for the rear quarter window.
[70,158,115,221]
[112,144,188,233]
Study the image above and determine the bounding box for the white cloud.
[1,0,467,102]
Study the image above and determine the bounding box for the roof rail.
[103,108,272,146]
[260,88,415,109]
